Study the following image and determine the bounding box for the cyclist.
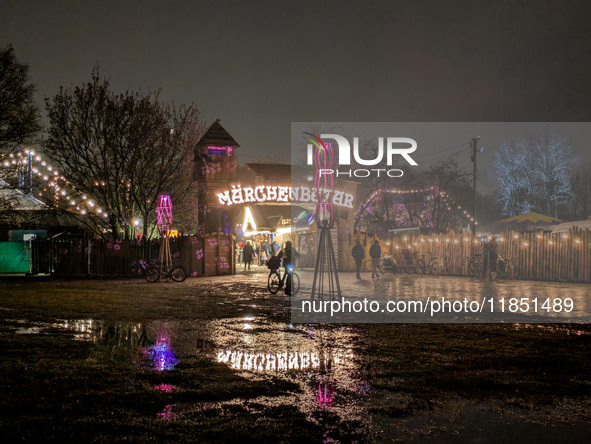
[278,241,300,295]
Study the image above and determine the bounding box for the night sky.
[2,1,591,166]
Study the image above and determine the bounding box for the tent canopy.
[477,212,563,234]
[552,218,591,233]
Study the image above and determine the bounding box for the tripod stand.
[311,219,342,301]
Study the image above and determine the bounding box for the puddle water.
[2,315,590,441]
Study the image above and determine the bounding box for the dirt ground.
[1,271,591,443]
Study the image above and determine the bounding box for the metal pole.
[471,138,478,236]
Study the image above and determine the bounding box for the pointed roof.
[196,120,240,148]
[0,179,47,210]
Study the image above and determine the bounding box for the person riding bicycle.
[369,240,381,278]
[278,241,300,295]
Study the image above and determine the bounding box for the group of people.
[241,240,281,270]
[351,239,381,279]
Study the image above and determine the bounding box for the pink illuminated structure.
[157,195,173,269]
[316,380,334,406]
[157,195,173,235]
[304,133,341,301]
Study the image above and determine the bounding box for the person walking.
[352,239,365,279]
[260,241,269,266]
[488,238,499,281]
[369,240,381,278]
[243,241,254,270]
[278,241,299,295]
[481,240,489,279]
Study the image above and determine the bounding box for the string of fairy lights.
[391,231,585,252]
[355,186,479,226]
[0,150,109,219]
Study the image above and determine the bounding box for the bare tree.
[0,45,42,217]
[0,45,41,154]
[491,128,578,217]
[43,69,207,239]
[566,164,591,220]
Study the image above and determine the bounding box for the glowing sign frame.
[216,184,354,209]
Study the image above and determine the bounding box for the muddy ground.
[1,272,591,443]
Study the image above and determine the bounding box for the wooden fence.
[30,233,236,277]
[385,227,591,283]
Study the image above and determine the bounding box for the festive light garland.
[355,187,479,226]
[0,150,109,219]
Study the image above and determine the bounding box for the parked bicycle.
[467,253,483,278]
[131,259,150,277]
[365,257,386,275]
[145,261,187,283]
[425,251,440,275]
[379,255,398,274]
[401,249,426,274]
[268,259,300,295]
[498,257,515,280]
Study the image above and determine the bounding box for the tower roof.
[196,120,240,148]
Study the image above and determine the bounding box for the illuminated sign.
[216,348,354,372]
[216,185,354,209]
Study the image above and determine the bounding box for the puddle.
[3,315,591,441]
[1,318,100,341]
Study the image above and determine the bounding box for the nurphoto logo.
[304,132,418,178]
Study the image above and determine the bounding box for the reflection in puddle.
[158,404,179,421]
[144,326,179,371]
[155,384,177,392]
[216,348,353,372]
[316,379,334,407]
[4,315,367,438]
[8,318,99,341]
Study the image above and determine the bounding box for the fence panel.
[388,230,591,283]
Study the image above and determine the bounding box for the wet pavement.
[1,270,591,442]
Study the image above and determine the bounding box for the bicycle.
[131,259,157,277]
[365,257,385,275]
[268,259,300,295]
[498,257,515,280]
[380,255,397,274]
[145,261,187,283]
[401,250,425,274]
[425,251,439,275]
[467,254,483,278]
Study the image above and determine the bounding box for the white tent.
[552,218,591,233]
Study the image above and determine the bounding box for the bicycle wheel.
[170,265,187,283]
[430,262,438,275]
[290,272,300,296]
[415,260,426,274]
[268,271,281,294]
[364,259,373,273]
[474,263,482,278]
[506,264,514,280]
[145,266,160,283]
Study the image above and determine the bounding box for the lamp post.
[470,137,481,236]
[132,218,141,239]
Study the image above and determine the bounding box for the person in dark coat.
[278,241,299,295]
[243,241,254,270]
[352,239,365,279]
[369,240,381,278]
